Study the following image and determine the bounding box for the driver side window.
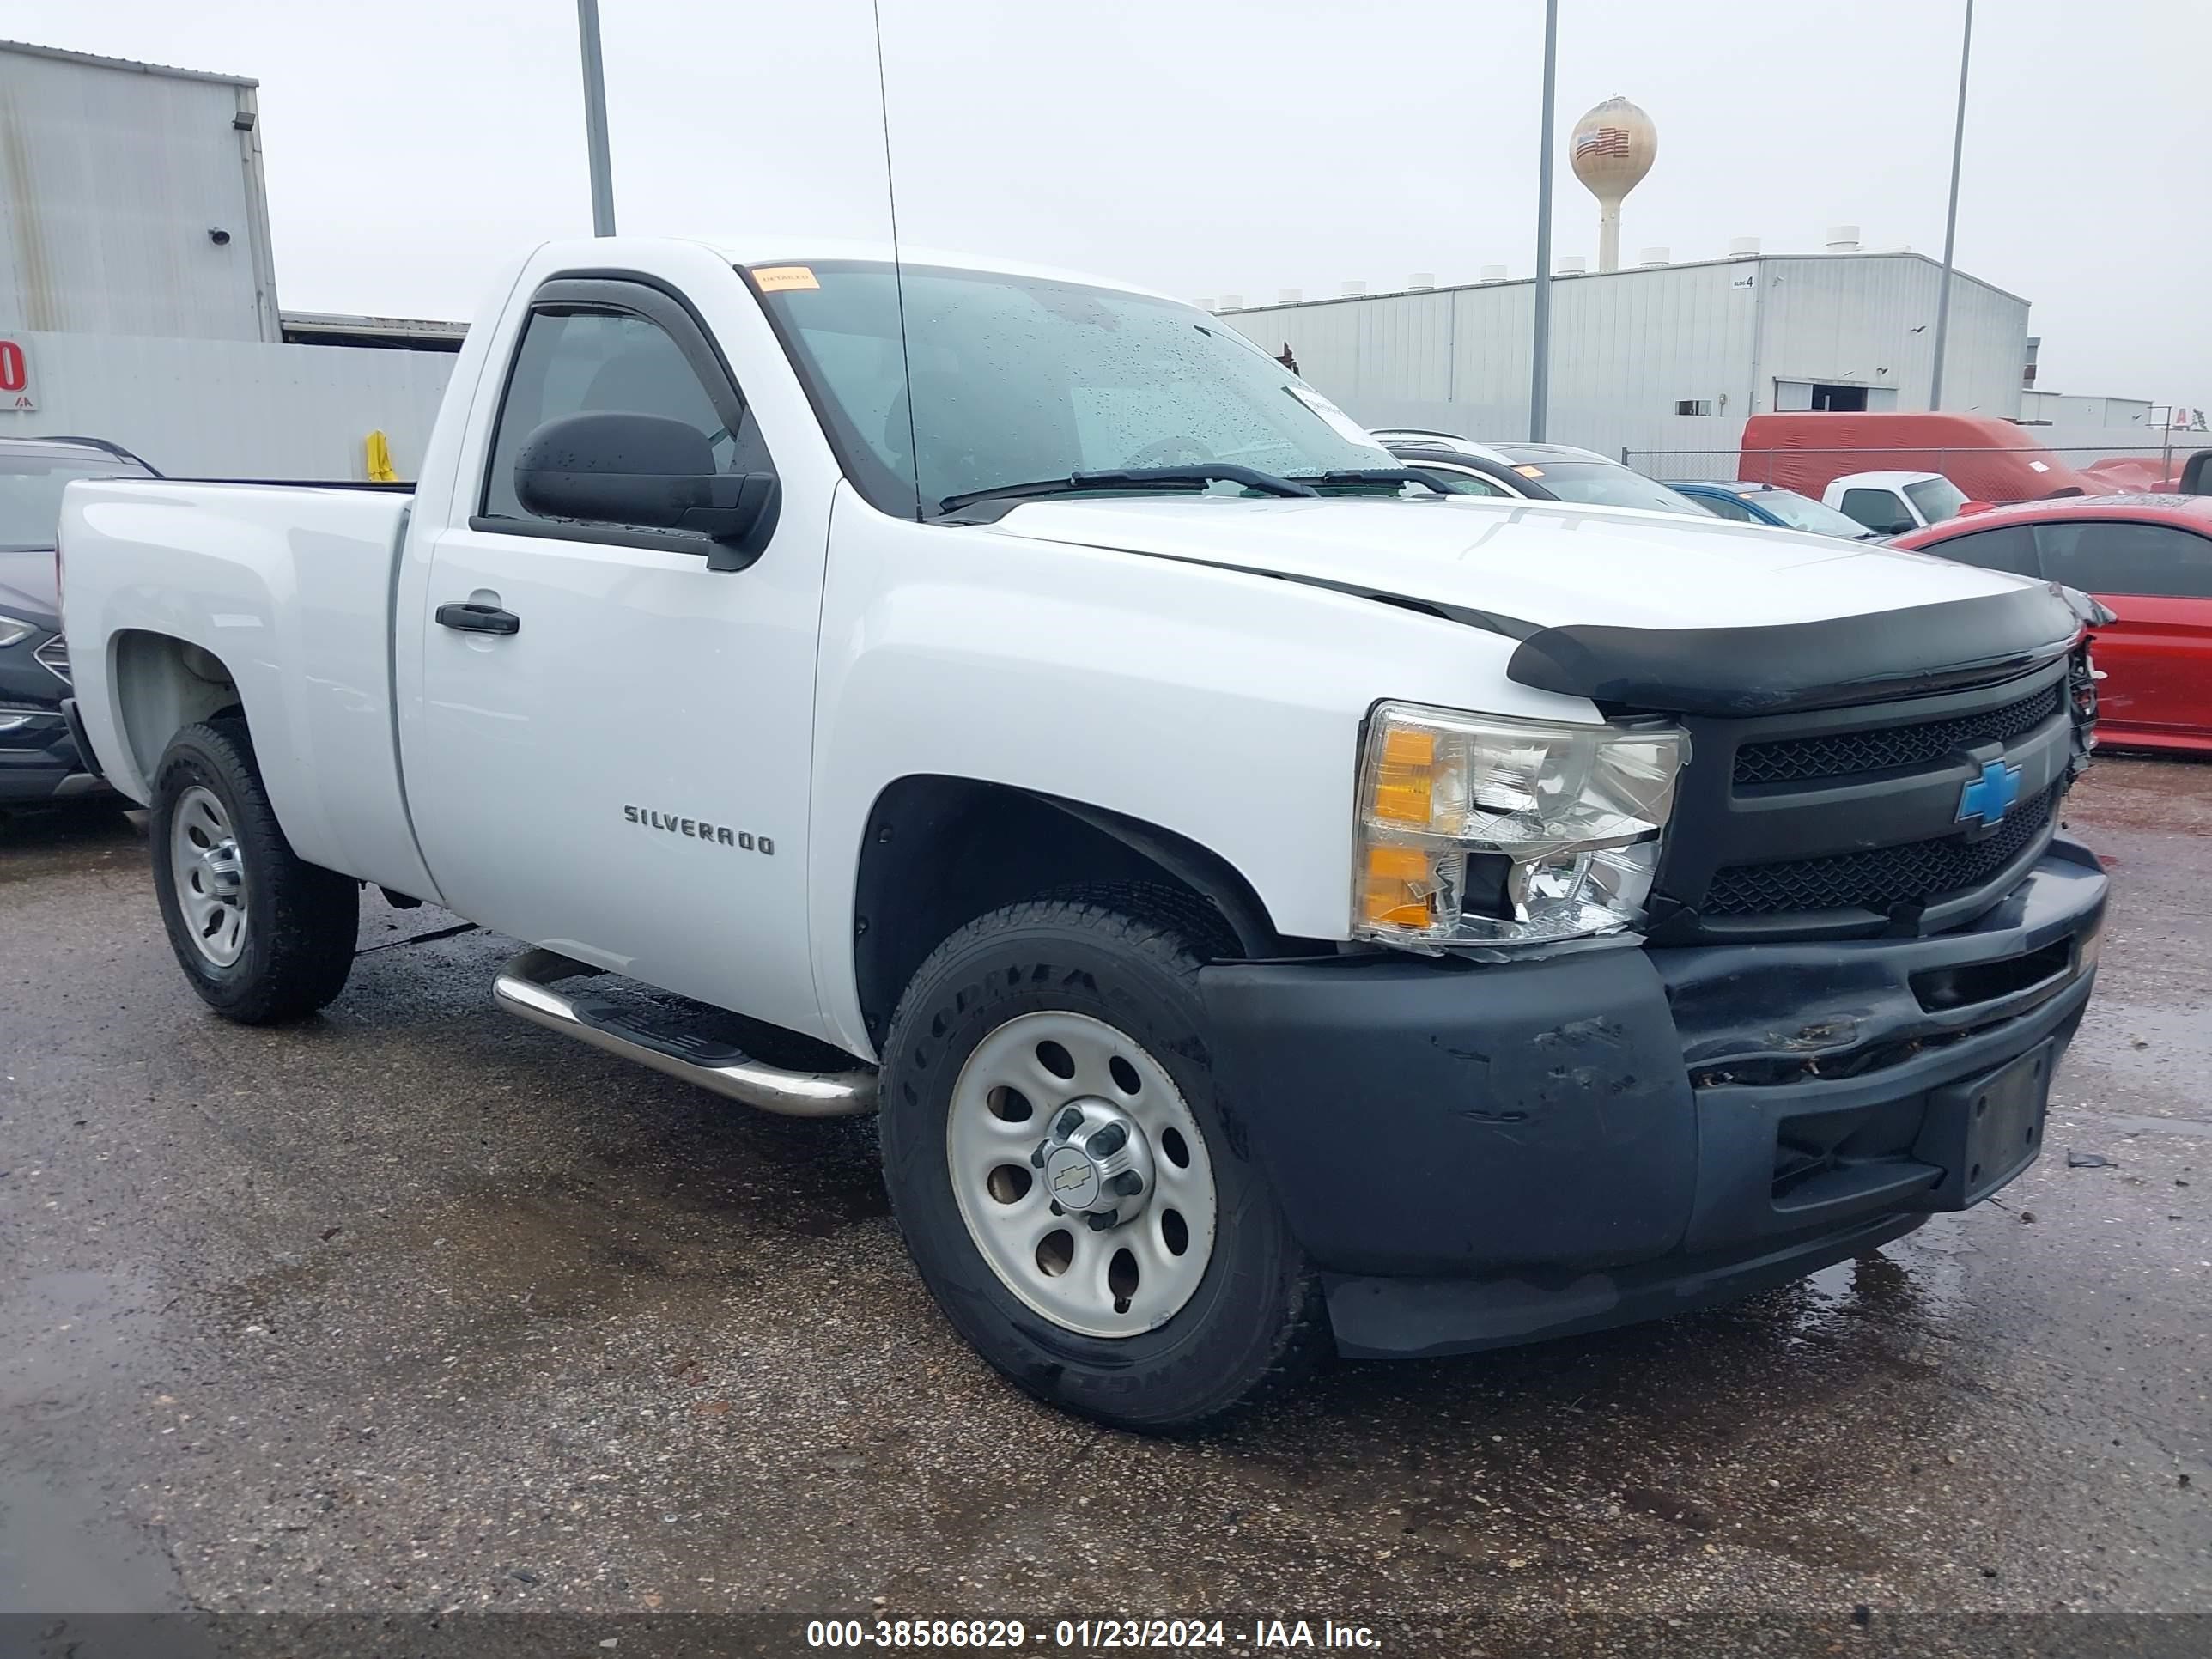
[482,308,770,524]
[1839,488,1907,532]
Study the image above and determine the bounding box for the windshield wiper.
[938,464,1319,515]
[1292,467,1449,495]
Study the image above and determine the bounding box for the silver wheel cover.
[170,784,248,968]
[946,1010,1218,1340]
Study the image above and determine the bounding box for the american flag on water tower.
[1576,126,1632,159]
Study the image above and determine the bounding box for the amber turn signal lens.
[1362,844,1435,927]
[1370,726,1437,826]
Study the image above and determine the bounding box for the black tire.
[878,895,1324,1431]
[149,718,358,1024]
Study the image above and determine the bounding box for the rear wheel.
[149,719,358,1023]
[879,896,1322,1431]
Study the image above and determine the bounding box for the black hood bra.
[1503,581,2088,717]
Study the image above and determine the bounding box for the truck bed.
[58,477,439,902]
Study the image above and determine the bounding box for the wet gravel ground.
[2,758,2207,1648]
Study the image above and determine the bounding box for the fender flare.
[1030,792,1290,959]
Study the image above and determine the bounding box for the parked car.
[1825,470,1970,536]
[61,235,2104,1431]
[1376,435,1560,499]
[1368,428,1518,465]
[1893,493,2212,753]
[1668,480,1885,540]
[1380,434,1712,516]
[1489,442,1715,515]
[2,435,158,807]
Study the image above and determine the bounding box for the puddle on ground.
[0,1465,188,1616]
[0,1270,191,1617]
[0,1270,157,1423]
[1796,1214,1971,1324]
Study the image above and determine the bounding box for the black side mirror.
[514,410,780,571]
[2181,448,2211,496]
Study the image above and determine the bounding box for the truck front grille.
[1733,682,2063,787]
[1705,784,2062,918]
[1648,655,2086,940]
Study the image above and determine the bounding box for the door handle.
[436,601,520,635]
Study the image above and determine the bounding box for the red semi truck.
[1736,413,2111,505]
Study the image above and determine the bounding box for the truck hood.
[985,494,2014,629]
[984,494,2084,715]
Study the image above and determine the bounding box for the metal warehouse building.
[2,39,457,477]
[0,39,279,343]
[1218,245,2030,465]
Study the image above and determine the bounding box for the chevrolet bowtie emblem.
[1956,758,2024,828]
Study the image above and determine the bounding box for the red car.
[1893,495,2212,754]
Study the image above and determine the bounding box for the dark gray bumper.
[1198,840,2106,1358]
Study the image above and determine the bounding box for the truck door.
[407,276,825,1036]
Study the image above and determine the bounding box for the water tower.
[1570,96,1657,273]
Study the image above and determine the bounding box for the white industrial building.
[1,39,457,478]
[1217,240,2033,466]
[2016,388,2162,428]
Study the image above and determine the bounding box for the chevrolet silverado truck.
[58,236,2106,1430]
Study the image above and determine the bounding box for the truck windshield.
[1903,476,1969,524]
[750,261,1396,518]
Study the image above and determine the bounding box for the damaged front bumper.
[1198,836,2106,1360]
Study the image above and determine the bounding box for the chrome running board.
[492,946,876,1118]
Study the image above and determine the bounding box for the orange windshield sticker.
[752,265,820,292]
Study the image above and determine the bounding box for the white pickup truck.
[1825,470,1971,536]
[60,236,2107,1430]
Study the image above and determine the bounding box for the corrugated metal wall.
[0,45,276,341]
[5,330,453,478]
[1231,262,1755,461]
[1758,257,2024,420]
[1224,253,2027,460]
[2020,392,2158,427]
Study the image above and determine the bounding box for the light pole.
[1929,0,1973,410]
[577,0,617,236]
[1529,0,1559,441]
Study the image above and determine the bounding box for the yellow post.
[364,430,398,483]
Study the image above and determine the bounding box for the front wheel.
[878,896,1322,1431]
[149,719,358,1024]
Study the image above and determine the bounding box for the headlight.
[0,613,40,650]
[1353,702,1688,948]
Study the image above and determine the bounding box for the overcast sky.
[15,0,2209,401]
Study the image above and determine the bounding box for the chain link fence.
[1622,442,2207,490]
